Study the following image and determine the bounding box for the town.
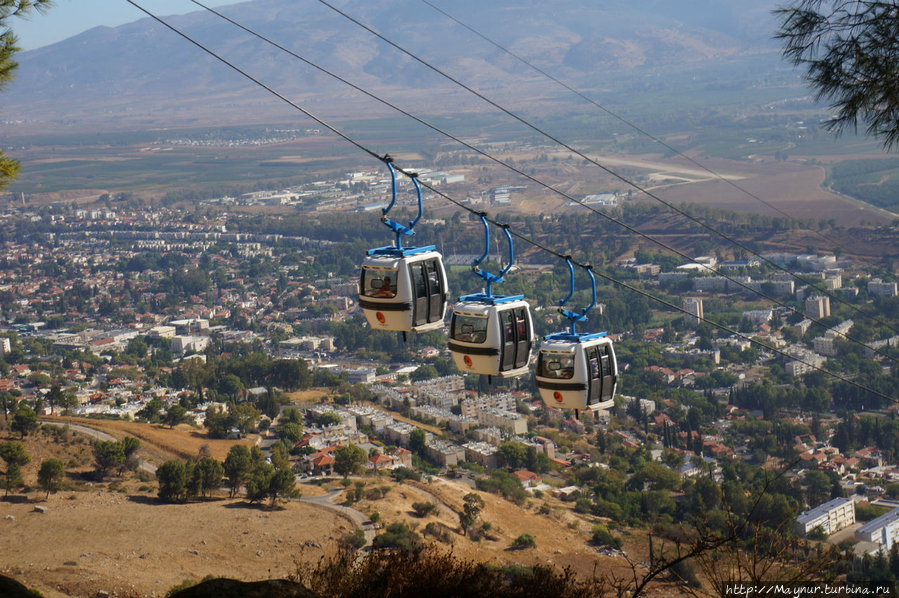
[1,173,898,588]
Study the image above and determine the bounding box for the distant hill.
[3,0,781,133]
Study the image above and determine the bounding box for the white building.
[171,335,210,354]
[813,336,837,357]
[856,507,899,552]
[794,497,855,537]
[805,296,831,319]
[869,278,898,298]
[683,297,704,327]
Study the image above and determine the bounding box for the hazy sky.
[14,0,241,51]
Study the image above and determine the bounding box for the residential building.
[784,348,826,377]
[794,497,855,537]
[813,336,837,357]
[424,440,465,467]
[856,507,899,552]
[683,297,704,327]
[805,296,831,319]
[463,441,498,468]
[869,278,898,298]
[475,408,528,435]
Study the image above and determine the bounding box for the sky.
[13,0,241,51]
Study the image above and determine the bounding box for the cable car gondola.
[448,215,534,378]
[535,258,618,415]
[359,157,448,334]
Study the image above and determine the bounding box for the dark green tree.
[497,441,528,470]
[92,440,125,481]
[223,444,254,498]
[510,533,536,550]
[37,458,65,498]
[777,0,899,148]
[410,428,427,456]
[460,492,485,533]
[189,457,224,499]
[157,459,193,503]
[0,440,29,497]
[10,403,38,438]
[334,443,366,478]
[163,404,192,428]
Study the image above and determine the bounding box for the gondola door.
[499,307,530,372]
[500,309,516,372]
[426,260,444,324]
[513,307,529,369]
[410,261,429,328]
[586,345,602,406]
[599,343,615,401]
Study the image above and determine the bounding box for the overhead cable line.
[124,0,897,403]
[188,0,899,367]
[419,0,899,344]
[418,0,848,247]
[314,0,899,346]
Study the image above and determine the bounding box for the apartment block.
[794,497,856,537]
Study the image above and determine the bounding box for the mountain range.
[3,0,785,133]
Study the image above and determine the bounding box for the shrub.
[590,524,623,549]
[342,528,366,550]
[412,502,437,518]
[372,522,422,551]
[510,533,536,550]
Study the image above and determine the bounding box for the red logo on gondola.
[464,355,473,367]
[553,391,563,403]
[376,312,386,324]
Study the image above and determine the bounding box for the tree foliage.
[334,443,366,478]
[460,492,485,533]
[777,0,899,148]
[0,440,28,496]
[245,462,298,508]
[157,459,193,503]
[190,457,224,498]
[37,458,65,498]
[10,403,38,438]
[93,440,126,481]
[223,444,259,498]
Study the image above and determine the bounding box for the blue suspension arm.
[471,215,515,298]
[558,258,598,335]
[379,156,422,250]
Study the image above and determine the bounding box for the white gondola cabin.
[536,333,617,412]
[448,294,534,378]
[359,246,447,333]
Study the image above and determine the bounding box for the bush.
[291,544,603,597]
[372,522,422,551]
[590,524,623,549]
[392,467,421,483]
[510,533,537,550]
[342,528,366,550]
[424,521,454,544]
[412,502,437,518]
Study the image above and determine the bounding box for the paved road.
[299,487,378,547]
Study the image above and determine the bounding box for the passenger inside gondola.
[374,276,396,298]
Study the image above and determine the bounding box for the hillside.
[4,0,781,132]
[0,420,643,597]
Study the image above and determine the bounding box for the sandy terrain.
[1,420,646,597]
[0,490,348,598]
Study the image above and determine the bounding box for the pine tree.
[0,1,54,188]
